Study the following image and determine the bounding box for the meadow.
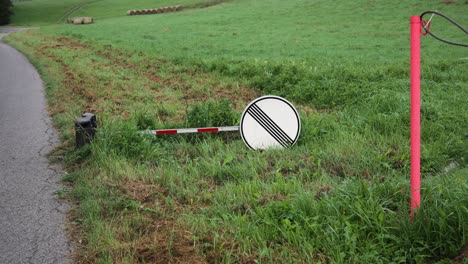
[5,0,468,262]
[10,0,211,25]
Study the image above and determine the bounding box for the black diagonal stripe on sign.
[248,107,291,147]
[247,109,289,148]
[247,111,289,148]
[249,105,293,145]
[250,104,293,143]
[248,105,293,147]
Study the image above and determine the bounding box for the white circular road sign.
[240,95,301,150]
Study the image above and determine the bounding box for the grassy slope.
[5,0,468,263]
[34,0,467,61]
[10,0,205,25]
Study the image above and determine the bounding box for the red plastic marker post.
[410,16,421,218]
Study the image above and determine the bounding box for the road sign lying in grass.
[143,96,301,150]
[75,96,301,150]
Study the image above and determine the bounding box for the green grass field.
[5,0,468,263]
[10,0,209,25]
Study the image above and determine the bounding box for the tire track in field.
[56,0,103,23]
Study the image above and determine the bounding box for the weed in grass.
[186,99,239,128]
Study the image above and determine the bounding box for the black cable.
[420,10,468,47]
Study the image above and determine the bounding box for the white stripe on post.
[218,126,240,132]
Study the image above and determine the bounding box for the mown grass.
[10,0,211,25]
[5,0,468,262]
[32,0,468,61]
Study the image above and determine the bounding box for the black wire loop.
[420,10,468,47]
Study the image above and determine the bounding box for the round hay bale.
[163,7,170,12]
[82,17,93,24]
[175,5,183,11]
[127,10,133,16]
[67,18,73,24]
[135,10,142,15]
[155,8,163,13]
[170,6,176,12]
[150,9,157,14]
[73,18,83,25]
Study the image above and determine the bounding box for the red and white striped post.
[410,16,421,218]
[144,126,239,135]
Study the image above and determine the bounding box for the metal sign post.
[145,126,239,135]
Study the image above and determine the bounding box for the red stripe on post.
[410,16,421,218]
[156,130,178,135]
[197,128,219,133]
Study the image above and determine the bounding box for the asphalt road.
[0,28,71,263]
